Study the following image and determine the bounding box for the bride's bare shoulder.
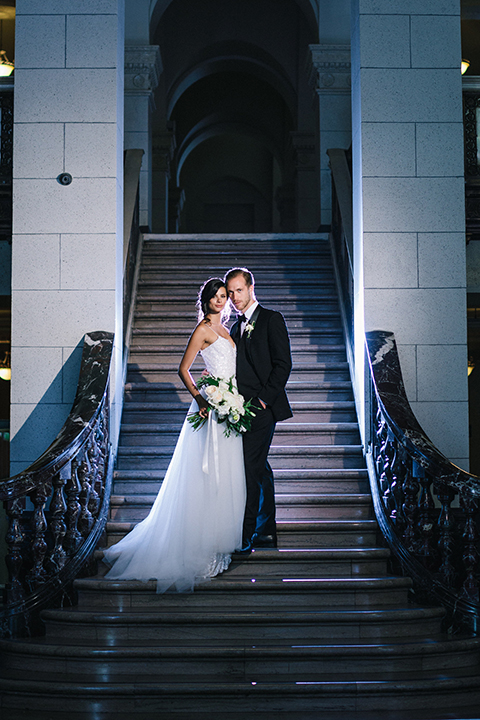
[190,319,215,342]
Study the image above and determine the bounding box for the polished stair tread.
[109,493,372,505]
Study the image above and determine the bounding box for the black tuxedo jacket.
[231,304,293,422]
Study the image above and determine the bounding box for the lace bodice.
[200,336,236,380]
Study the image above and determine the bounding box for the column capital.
[308,44,351,95]
[125,45,162,98]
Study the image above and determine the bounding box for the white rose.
[209,387,223,405]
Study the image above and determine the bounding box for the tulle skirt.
[103,400,246,593]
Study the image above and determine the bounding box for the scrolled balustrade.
[366,330,480,629]
[0,331,114,637]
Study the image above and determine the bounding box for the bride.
[102,278,247,592]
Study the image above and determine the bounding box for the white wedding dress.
[103,335,246,593]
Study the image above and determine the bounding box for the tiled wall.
[10,0,125,475]
[352,0,468,468]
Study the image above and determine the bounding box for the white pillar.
[352,0,468,469]
[309,44,352,227]
[10,0,125,475]
[124,45,162,230]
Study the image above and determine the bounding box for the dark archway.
[150,0,318,232]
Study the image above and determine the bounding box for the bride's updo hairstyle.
[196,277,230,323]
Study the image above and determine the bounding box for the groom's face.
[226,275,254,315]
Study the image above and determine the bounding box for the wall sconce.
[462,59,471,75]
[0,349,10,381]
[468,356,475,377]
[0,49,13,77]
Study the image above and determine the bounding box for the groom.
[225,267,292,551]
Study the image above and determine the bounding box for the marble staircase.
[1,233,480,719]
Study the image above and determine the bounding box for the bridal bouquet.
[188,374,255,437]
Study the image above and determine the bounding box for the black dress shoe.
[252,533,277,548]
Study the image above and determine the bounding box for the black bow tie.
[239,314,247,323]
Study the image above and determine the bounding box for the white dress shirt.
[240,301,258,336]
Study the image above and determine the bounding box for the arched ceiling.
[150,0,319,40]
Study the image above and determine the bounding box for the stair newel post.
[415,462,436,569]
[26,479,52,590]
[77,452,94,536]
[401,457,420,552]
[436,482,457,588]
[64,459,82,554]
[48,467,68,572]
[4,497,26,606]
[459,488,480,603]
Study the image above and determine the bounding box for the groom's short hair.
[224,267,254,287]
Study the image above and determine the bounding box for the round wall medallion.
[321,73,335,87]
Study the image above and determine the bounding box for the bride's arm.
[178,324,210,417]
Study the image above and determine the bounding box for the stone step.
[133,318,343,331]
[108,493,373,523]
[5,630,480,684]
[122,381,354,403]
[128,346,348,364]
[112,468,370,495]
[2,671,480,716]
[134,308,340,320]
[138,277,337,291]
[118,422,361,448]
[137,278,338,296]
[142,231,328,245]
[38,603,447,644]
[121,402,358,425]
[105,519,378,548]
[115,444,365,470]
[73,575,411,609]
[135,293,339,308]
[141,258,332,271]
[130,327,345,344]
[141,242,329,256]
[126,362,351,384]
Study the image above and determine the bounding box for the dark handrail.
[330,148,480,630]
[123,149,144,374]
[0,331,114,637]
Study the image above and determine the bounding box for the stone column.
[352,0,468,468]
[291,132,319,231]
[308,44,351,226]
[152,129,175,233]
[125,45,162,230]
[10,0,125,475]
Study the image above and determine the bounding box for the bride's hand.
[195,394,210,418]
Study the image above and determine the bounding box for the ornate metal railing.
[330,148,480,630]
[0,331,114,637]
[366,331,480,630]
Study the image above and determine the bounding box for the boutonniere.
[244,320,256,338]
